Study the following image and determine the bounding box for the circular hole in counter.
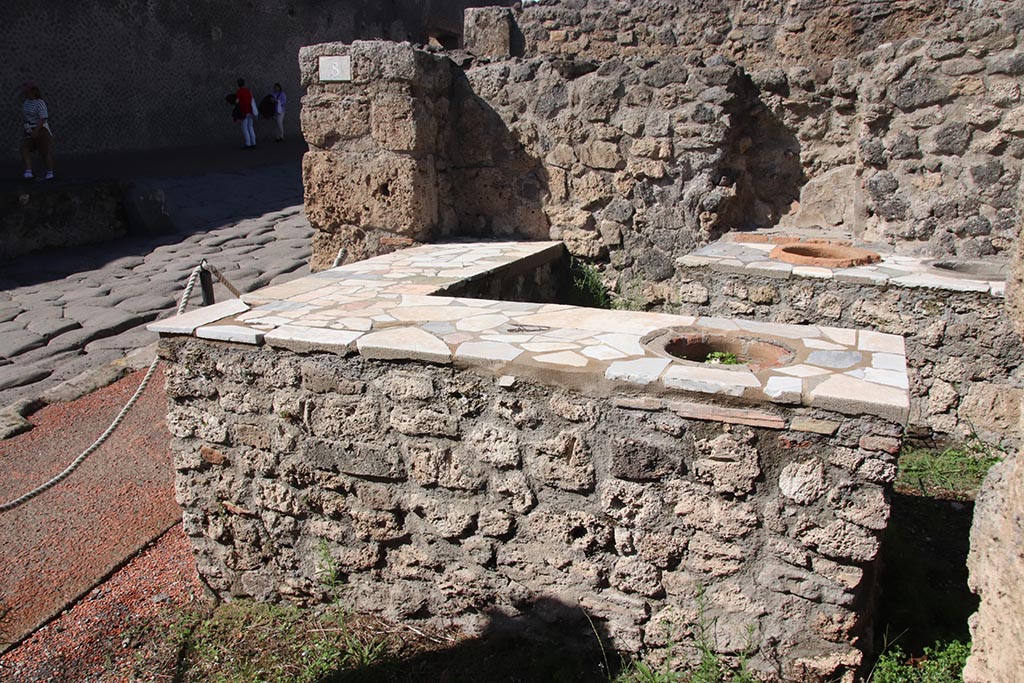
[927,259,1007,280]
[770,242,881,269]
[643,329,795,372]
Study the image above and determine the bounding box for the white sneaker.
[44,171,54,180]
[23,170,32,179]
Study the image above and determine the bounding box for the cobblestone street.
[0,161,312,414]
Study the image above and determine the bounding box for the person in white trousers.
[272,83,287,142]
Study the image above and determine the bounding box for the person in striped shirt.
[20,82,53,180]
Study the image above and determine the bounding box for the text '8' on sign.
[318,55,352,82]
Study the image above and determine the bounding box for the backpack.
[259,94,277,119]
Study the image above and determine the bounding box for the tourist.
[235,78,256,149]
[271,82,287,142]
[20,82,54,180]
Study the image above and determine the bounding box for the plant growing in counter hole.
[704,351,740,365]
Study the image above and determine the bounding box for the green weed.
[175,600,388,683]
[317,538,345,598]
[867,639,970,683]
[704,351,740,365]
[897,439,1002,499]
[570,258,612,309]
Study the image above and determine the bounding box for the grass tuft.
[569,258,612,309]
[896,438,1002,500]
[867,639,970,683]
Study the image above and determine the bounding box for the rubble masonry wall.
[163,336,902,683]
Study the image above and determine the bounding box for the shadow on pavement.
[0,143,305,289]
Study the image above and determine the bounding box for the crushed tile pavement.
[0,151,314,652]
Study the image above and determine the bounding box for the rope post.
[199,267,215,306]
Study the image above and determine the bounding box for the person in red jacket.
[235,78,256,149]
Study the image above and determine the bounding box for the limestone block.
[686,530,745,577]
[529,430,596,492]
[634,530,688,569]
[301,41,449,91]
[390,406,459,437]
[600,478,664,529]
[959,383,1023,442]
[549,392,599,423]
[800,520,879,563]
[579,140,624,170]
[350,506,405,542]
[610,437,681,480]
[409,493,477,539]
[371,93,438,153]
[300,93,370,149]
[308,394,380,440]
[672,480,758,539]
[491,470,536,513]
[464,7,513,59]
[466,424,521,469]
[302,150,439,238]
[378,369,435,401]
[528,508,612,554]
[692,429,761,496]
[781,165,858,229]
[611,557,663,597]
[778,458,827,505]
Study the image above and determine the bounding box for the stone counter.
[676,233,1021,447]
[152,240,909,683]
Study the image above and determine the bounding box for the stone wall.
[671,265,1023,447]
[510,0,1024,258]
[163,336,902,682]
[0,0,510,157]
[301,40,801,277]
[302,1,1024,299]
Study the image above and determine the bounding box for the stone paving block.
[27,318,82,341]
[0,331,46,359]
[115,294,177,314]
[66,308,158,338]
[0,364,51,391]
[84,329,158,353]
[0,306,25,323]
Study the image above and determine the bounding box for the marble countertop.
[678,233,1007,296]
[150,241,910,423]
